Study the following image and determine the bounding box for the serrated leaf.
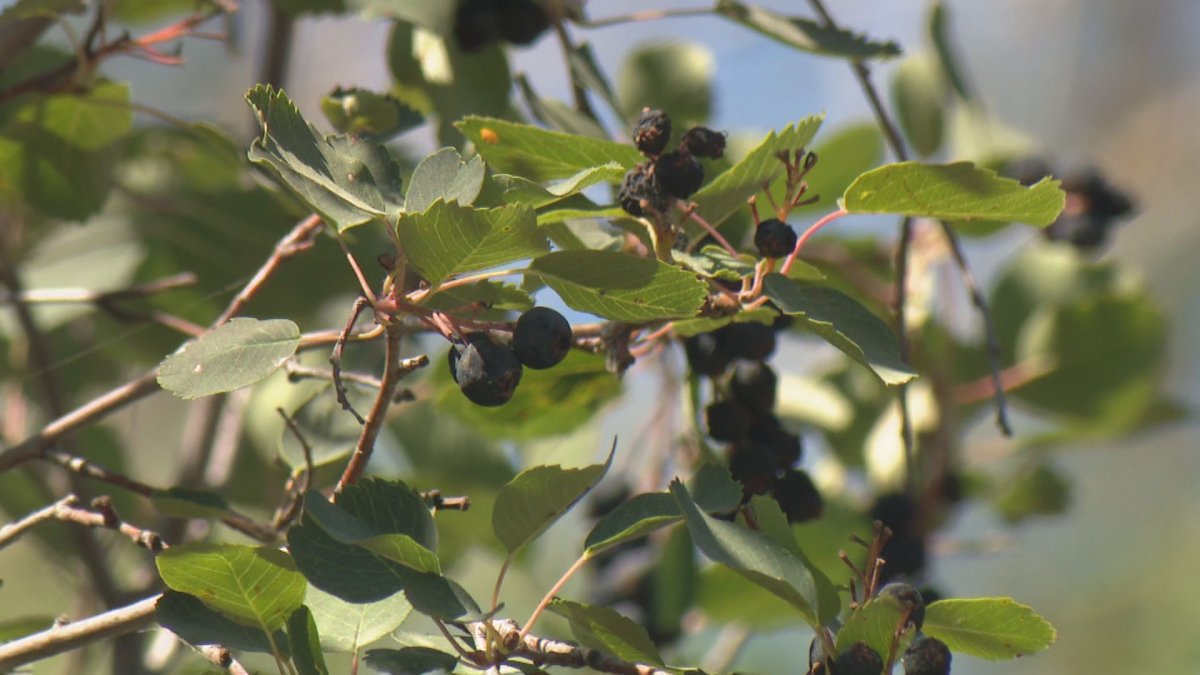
[157,318,300,399]
[747,495,799,556]
[493,443,614,554]
[156,591,290,655]
[245,84,404,232]
[288,606,330,675]
[456,116,642,182]
[156,543,306,631]
[151,487,230,520]
[763,275,915,385]
[547,599,664,666]
[715,1,901,60]
[673,245,756,281]
[618,41,713,126]
[496,163,626,209]
[404,147,486,212]
[669,480,839,626]
[305,585,412,653]
[690,116,824,229]
[834,596,910,662]
[320,86,422,140]
[399,201,546,287]
[363,646,459,675]
[892,54,946,157]
[529,251,707,322]
[842,161,1064,225]
[923,598,1056,660]
[11,80,132,150]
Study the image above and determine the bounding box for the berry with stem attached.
[449,332,523,407]
[680,126,726,159]
[618,162,668,217]
[654,150,704,200]
[754,218,798,259]
[878,582,926,631]
[730,361,777,411]
[633,108,672,156]
[513,306,572,369]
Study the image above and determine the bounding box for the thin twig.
[335,325,405,492]
[216,215,324,325]
[578,6,713,28]
[272,408,314,532]
[287,362,384,390]
[551,18,596,120]
[331,297,373,425]
[0,594,160,671]
[0,495,77,550]
[518,553,592,642]
[1,272,197,304]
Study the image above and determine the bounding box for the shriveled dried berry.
[618,162,668,217]
[729,444,776,499]
[513,306,572,369]
[683,332,733,377]
[716,321,777,362]
[773,469,822,523]
[705,400,752,443]
[754,218,797,259]
[497,0,550,46]
[654,150,704,200]
[730,361,777,412]
[633,108,672,156]
[680,126,726,159]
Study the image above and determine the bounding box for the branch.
[470,619,672,675]
[335,325,406,492]
[0,595,160,671]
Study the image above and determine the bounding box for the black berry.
[618,162,668,217]
[497,0,550,46]
[902,636,952,675]
[871,492,919,537]
[878,582,926,631]
[754,218,797,259]
[832,641,883,675]
[772,469,822,522]
[716,321,776,361]
[1046,212,1109,249]
[633,108,671,156]
[683,332,733,377]
[654,150,704,200]
[728,444,776,499]
[680,126,726,159]
[453,0,500,53]
[878,533,928,582]
[705,400,752,443]
[730,361,777,412]
[513,306,572,369]
[449,332,523,407]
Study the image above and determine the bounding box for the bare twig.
[472,618,673,674]
[271,408,314,532]
[518,553,592,642]
[1,272,198,304]
[287,362,385,390]
[331,297,373,424]
[0,595,160,670]
[0,495,77,550]
[335,325,405,492]
[216,214,324,325]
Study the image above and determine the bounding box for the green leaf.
[359,534,442,574]
[404,147,486,212]
[673,245,757,281]
[156,591,290,655]
[763,275,915,385]
[669,480,838,626]
[796,123,884,214]
[156,544,306,631]
[436,349,621,440]
[567,42,624,123]
[697,566,797,630]
[320,86,422,140]
[399,201,547,287]
[690,116,824,228]
[0,122,114,221]
[492,443,614,555]
[929,1,972,101]
[842,161,1065,225]
[529,251,707,322]
[455,116,642,182]
[834,596,911,662]
[156,318,301,399]
[547,599,665,666]
[288,606,330,675]
[923,598,1056,660]
[305,585,412,653]
[618,41,713,126]
[151,487,230,520]
[363,647,459,674]
[747,495,799,556]
[401,572,482,621]
[0,0,84,24]
[715,1,901,60]
[423,280,535,313]
[10,80,132,150]
[306,481,437,551]
[245,84,404,232]
[995,462,1071,523]
[891,54,946,157]
[516,74,610,141]
[495,163,625,209]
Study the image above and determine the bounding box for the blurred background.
[2,0,1199,673]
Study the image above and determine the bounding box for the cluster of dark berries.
[618,108,726,218]
[870,492,927,583]
[684,319,821,522]
[453,0,550,53]
[449,306,571,406]
[1005,158,1134,251]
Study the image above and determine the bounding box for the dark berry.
[878,533,928,582]
[716,321,776,361]
[618,162,668,217]
[679,126,726,159]
[633,108,671,156]
[1045,212,1109,249]
[730,362,777,412]
[729,444,775,498]
[512,306,572,369]
[453,0,500,53]
[497,0,550,46]
[705,400,752,443]
[1043,167,1133,251]
[878,582,925,631]
[832,641,883,675]
[1003,156,1053,186]
[1065,169,1133,219]
[917,586,945,605]
[759,424,802,469]
[772,469,822,522]
[683,332,733,377]
[902,636,952,675]
[871,492,918,537]
[654,150,704,199]
[754,218,797,259]
[449,332,523,407]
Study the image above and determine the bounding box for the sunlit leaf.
[157,318,301,399]
[923,598,1056,660]
[156,544,306,631]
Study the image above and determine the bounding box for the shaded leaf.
[157,318,301,399]
[456,116,641,182]
[156,544,306,631]
[245,84,404,231]
[530,251,707,322]
[10,80,132,150]
[763,275,915,385]
[924,598,1056,660]
[404,147,486,212]
[796,123,884,214]
[288,606,330,675]
[364,646,458,674]
[399,201,546,287]
[995,462,1070,523]
[548,599,664,666]
[155,591,290,655]
[359,534,442,574]
[929,1,972,101]
[151,487,230,520]
[842,161,1064,225]
[495,163,625,209]
[306,584,412,653]
[423,280,535,313]
[492,443,614,554]
[401,572,482,621]
[834,595,911,662]
[715,1,901,60]
[320,86,422,140]
[891,54,946,157]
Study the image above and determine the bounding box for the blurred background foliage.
[1,0,1198,673]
